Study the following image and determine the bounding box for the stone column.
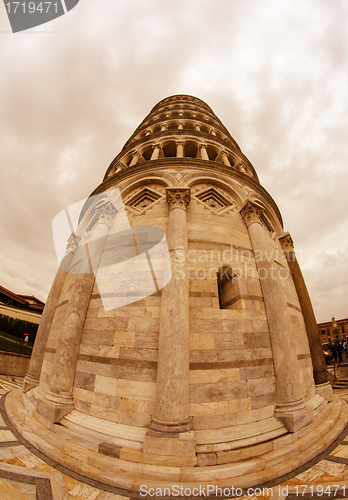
[150,144,161,160]
[199,144,209,160]
[221,152,231,167]
[240,201,314,432]
[36,200,117,423]
[129,152,139,167]
[22,234,80,393]
[149,188,191,434]
[176,141,184,158]
[279,233,332,401]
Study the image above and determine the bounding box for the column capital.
[166,188,191,211]
[279,232,294,252]
[240,200,264,226]
[95,201,117,228]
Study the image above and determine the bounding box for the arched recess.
[227,154,236,167]
[162,141,177,157]
[217,266,241,310]
[183,121,195,131]
[119,176,171,202]
[168,122,179,130]
[184,141,199,159]
[142,147,153,161]
[185,175,245,210]
[206,145,219,161]
[200,125,210,134]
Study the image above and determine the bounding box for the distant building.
[0,285,45,325]
[16,294,45,314]
[318,316,348,345]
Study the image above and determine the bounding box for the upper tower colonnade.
[104,94,258,182]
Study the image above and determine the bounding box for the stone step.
[63,409,147,442]
[5,388,348,492]
[195,416,287,450]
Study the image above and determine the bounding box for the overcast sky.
[0,0,347,323]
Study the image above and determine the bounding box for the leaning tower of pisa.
[8,95,347,493]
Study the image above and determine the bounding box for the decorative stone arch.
[166,121,179,131]
[183,121,195,131]
[118,175,173,204]
[184,174,246,209]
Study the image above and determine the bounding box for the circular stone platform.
[5,388,348,493]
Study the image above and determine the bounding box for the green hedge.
[0,314,38,343]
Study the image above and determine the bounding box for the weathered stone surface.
[74,372,96,391]
[190,381,248,403]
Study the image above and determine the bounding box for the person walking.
[344,338,348,359]
[330,342,338,363]
[337,341,344,364]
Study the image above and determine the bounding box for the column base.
[22,374,39,393]
[275,399,314,433]
[316,381,334,402]
[36,391,74,424]
[149,416,193,433]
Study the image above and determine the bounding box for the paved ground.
[1,376,348,499]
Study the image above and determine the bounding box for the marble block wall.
[50,181,315,432]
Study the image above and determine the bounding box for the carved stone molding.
[240,200,264,226]
[126,187,162,213]
[166,188,191,211]
[195,187,233,213]
[279,232,294,253]
[94,201,117,227]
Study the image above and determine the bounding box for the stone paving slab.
[1,376,348,499]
